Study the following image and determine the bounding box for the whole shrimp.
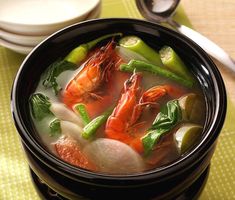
[105,73,142,145]
[63,40,121,108]
[105,73,186,153]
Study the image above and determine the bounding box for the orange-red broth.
[32,45,205,174]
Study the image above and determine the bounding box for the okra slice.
[119,36,163,66]
[160,46,193,81]
[174,124,202,154]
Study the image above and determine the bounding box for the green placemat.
[0,0,234,199]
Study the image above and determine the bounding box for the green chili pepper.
[65,33,123,64]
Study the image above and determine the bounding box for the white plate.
[0,1,101,47]
[0,4,101,55]
[0,38,34,54]
[0,29,47,46]
[0,0,100,35]
[86,1,101,19]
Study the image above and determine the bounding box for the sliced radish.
[60,121,88,147]
[84,138,145,174]
[50,103,83,126]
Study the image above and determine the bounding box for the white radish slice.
[60,121,88,147]
[50,103,83,126]
[84,138,145,174]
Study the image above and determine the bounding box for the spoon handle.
[171,21,235,73]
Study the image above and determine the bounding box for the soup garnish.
[29,33,205,174]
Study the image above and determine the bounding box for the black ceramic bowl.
[11,18,226,200]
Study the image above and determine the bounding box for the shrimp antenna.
[133,68,142,75]
[133,68,137,74]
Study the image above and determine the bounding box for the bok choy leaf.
[42,59,77,94]
[49,118,61,136]
[29,93,53,121]
[142,100,182,155]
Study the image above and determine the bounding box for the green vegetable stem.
[82,107,113,139]
[119,36,163,66]
[65,33,123,64]
[120,59,194,88]
[74,104,91,125]
[29,93,53,121]
[142,100,182,155]
[159,46,193,81]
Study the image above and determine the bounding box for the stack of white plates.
[0,0,101,54]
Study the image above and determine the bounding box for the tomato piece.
[55,136,96,171]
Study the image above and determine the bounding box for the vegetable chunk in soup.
[29,33,205,174]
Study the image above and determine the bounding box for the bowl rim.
[11,18,227,183]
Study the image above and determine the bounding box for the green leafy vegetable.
[74,104,91,125]
[49,118,61,136]
[119,36,163,66]
[120,59,194,88]
[82,107,113,139]
[29,93,53,121]
[142,100,182,155]
[65,33,123,64]
[42,59,77,94]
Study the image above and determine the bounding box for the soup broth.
[29,34,205,174]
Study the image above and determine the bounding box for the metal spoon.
[136,0,235,73]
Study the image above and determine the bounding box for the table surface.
[180,1,235,199]
[0,0,234,199]
[182,0,235,105]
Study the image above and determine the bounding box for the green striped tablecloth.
[0,0,234,199]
